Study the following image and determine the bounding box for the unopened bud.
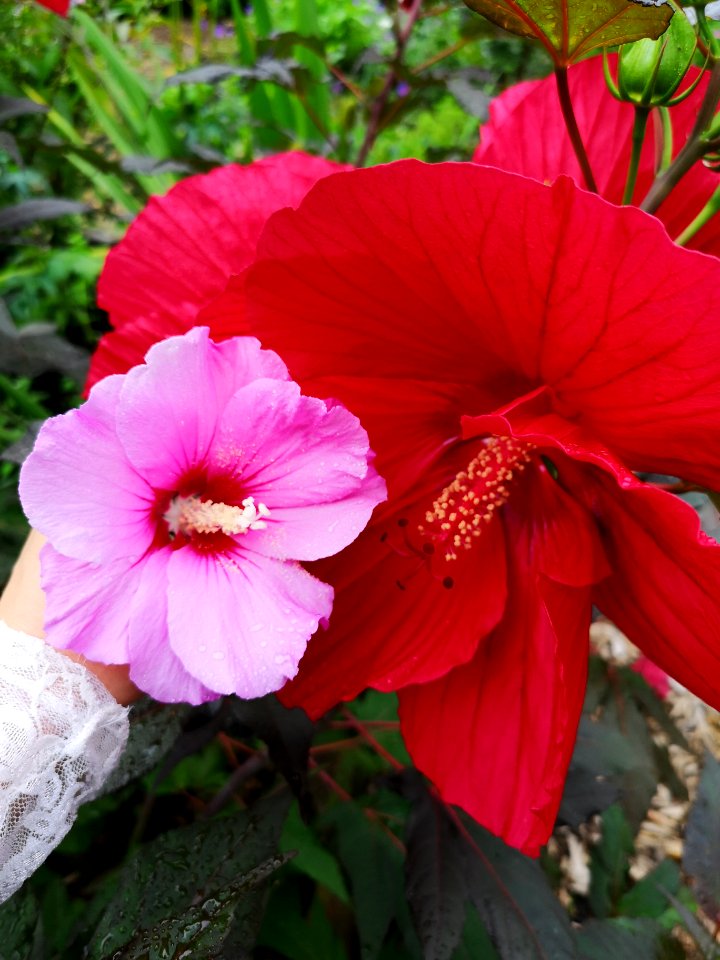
[615,11,697,107]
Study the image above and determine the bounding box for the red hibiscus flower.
[86,151,348,390]
[188,161,720,855]
[34,0,71,14]
[474,55,720,256]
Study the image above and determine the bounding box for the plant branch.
[554,66,598,193]
[641,56,720,214]
[341,707,404,771]
[356,0,423,166]
[623,107,650,204]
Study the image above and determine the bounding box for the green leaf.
[0,888,44,960]
[461,0,673,66]
[86,793,291,960]
[576,917,684,960]
[281,801,351,904]
[683,752,720,922]
[618,860,680,919]
[327,802,405,960]
[258,881,347,960]
[588,805,635,918]
[450,908,501,960]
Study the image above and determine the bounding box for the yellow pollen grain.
[420,436,534,558]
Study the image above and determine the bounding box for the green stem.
[697,7,720,59]
[171,0,183,70]
[554,66,598,193]
[641,55,720,214]
[192,0,203,64]
[654,106,673,173]
[623,107,650,204]
[675,185,720,245]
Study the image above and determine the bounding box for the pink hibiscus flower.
[473,55,720,255]
[87,152,348,391]
[20,327,386,704]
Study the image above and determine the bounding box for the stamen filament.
[165,495,270,537]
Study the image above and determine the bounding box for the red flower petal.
[467,397,720,714]
[582,472,720,713]
[474,56,720,254]
[280,444,510,716]
[87,153,347,389]
[215,162,720,489]
[399,479,595,855]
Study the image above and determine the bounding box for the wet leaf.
[86,792,291,960]
[400,772,577,960]
[102,699,190,794]
[0,888,44,960]
[461,0,673,66]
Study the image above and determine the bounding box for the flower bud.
[616,11,697,107]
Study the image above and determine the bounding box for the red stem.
[554,66,598,193]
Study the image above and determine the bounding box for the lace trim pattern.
[0,622,129,903]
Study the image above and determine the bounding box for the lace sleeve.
[0,621,129,903]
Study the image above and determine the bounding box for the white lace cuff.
[0,621,129,903]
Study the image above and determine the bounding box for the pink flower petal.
[166,546,333,699]
[20,374,155,564]
[128,547,216,704]
[116,328,288,489]
[210,378,386,560]
[40,544,134,662]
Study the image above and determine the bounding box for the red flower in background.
[474,56,720,255]
[94,159,720,855]
[87,152,348,389]
[34,0,71,14]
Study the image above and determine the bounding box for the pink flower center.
[164,494,270,539]
[419,436,534,561]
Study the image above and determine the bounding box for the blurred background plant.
[5,3,720,958]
